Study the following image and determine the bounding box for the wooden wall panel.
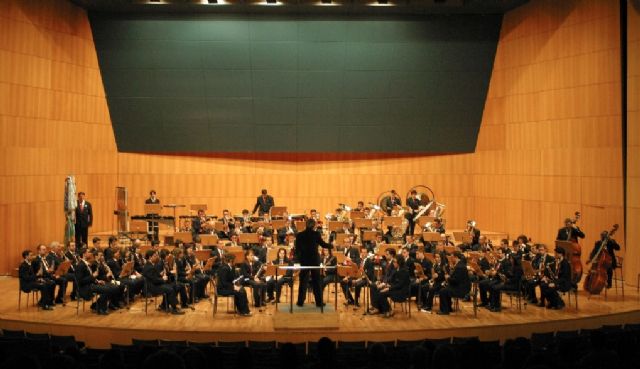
[626,0,640,286]
[474,0,625,274]
[0,0,117,274]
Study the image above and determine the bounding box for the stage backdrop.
[90,14,501,153]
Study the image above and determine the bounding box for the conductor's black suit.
[294,222,332,307]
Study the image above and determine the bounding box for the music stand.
[195,250,211,262]
[120,261,134,278]
[271,219,286,230]
[163,204,186,231]
[174,232,193,244]
[417,216,436,227]
[362,231,378,242]
[294,221,306,231]
[270,206,287,218]
[422,232,442,242]
[335,233,350,246]
[354,218,373,229]
[350,211,365,219]
[521,260,536,280]
[328,221,343,232]
[453,232,472,243]
[144,204,162,215]
[383,216,402,228]
[239,233,260,245]
[54,260,72,278]
[190,204,207,212]
[200,234,218,246]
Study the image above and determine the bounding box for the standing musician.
[375,256,411,318]
[557,218,585,243]
[437,252,470,315]
[294,218,333,308]
[252,189,275,216]
[34,244,65,305]
[145,190,161,241]
[107,247,144,302]
[341,248,372,308]
[76,248,119,315]
[266,248,294,303]
[540,247,571,309]
[384,189,402,216]
[465,220,481,250]
[217,254,251,316]
[524,244,555,305]
[19,249,55,310]
[588,230,621,289]
[406,190,421,236]
[74,192,93,248]
[142,250,185,315]
[240,249,267,309]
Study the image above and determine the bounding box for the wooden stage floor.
[1,277,639,349]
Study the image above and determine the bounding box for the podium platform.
[273,303,340,330]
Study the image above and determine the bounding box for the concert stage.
[1,277,639,349]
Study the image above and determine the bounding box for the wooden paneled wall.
[626,0,639,286]
[474,0,626,278]
[0,0,118,274]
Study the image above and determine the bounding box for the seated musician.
[252,237,270,264]
[173,248,197,307]
[19,249,55,310]
[185,245,209,301]
[191,209,208,237]
[341,248,371,308]
[277,219,297,245]
[485,249,521,312]
[240,249,267,309]
[477,236,492,252]
[35,243,66,305]
[412,249,432,309]
[437,252,471,315]
[375,256,411,318]
[49,241,74,304]
[403,235,419,259]
[588,230,620,289]
[285,231,296,248]
[383,226,395,244]
[342,236,361,265]
[240,209,252,233]
[64,241,79,300]
[141,250,185,314]
[525,244,554,305]
[266,248,294,303]
[420,252,446,312]
[400,247,415,286]
[159,249,189,307]
[498,238,512,255]
[76,248,119,315]
[514,235,532,259]
[217,254,251,316]
[369,248,398,314]
[459,221,481,252]
[540,247,571,309]
[95,251,124,310]
[320,247,338,295]
[107,247,144,301]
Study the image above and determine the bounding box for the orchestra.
[19,187,623,321]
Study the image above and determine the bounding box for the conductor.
[295,219,333,307]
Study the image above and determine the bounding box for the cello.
[583,224,619,295]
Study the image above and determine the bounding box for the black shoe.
[108,304,118,311]
[537,302,545,308]
[529,299,538,304]
[316,303,326,307]
[490,307,502,313]
[97,310,109,316]
[436,311,449,315]
[54,298,64,305]
[42,305,53,311]
[296,302,304,307]
[171,308,185,315]
[354,302,360,308]
[343,300,354,306]
[240,312,252,317]
[478,302,489,308]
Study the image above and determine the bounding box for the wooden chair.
[18,285,39,310]
[212,275,236,316]
[613,256,624,298]
[143,277,169,315]
[74,275,96,315]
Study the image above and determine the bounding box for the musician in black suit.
[294,219,333,307]
[384,190,402,216]
[44,242,68,304]
[240,249,267,308]
[217,254,251,316]
[420,252,446,312]
[369,248,397,313]
[556,218,585,243]
[107,247,143,301]
[588,230,620,289]
[32,244,63,304]
[74,192,93,248]
[191,209,208,238]
[540,248,572,309]
[341,248,371,308]
[76,249,119,315]
[437,252,471,315]
[145,190,161,241]
[19,250,55,310]
[524,244,554,304]
[252,189,274,216]
[486,251,522,312]
[141,250,185,315]
[406,190,421,236]
[320,248,337,296]
[267,248,294,303]
[376,256,411,318]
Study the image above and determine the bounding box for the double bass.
[560,211,584,284]
[583,224,619,295]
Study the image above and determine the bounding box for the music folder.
[144,204,162,215]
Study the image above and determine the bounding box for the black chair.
[143,278,169,315]
[424,337,452,346]
[212,275,236,316]
[18,285,39,310]
[217,341,246,348]
[337,341,366,350]
[531,332,555,351]
[132,338,159,347]
[74,275,97,315]
[248,340,276,349]
[396,339,425,347]
[50,335,80,352]
[26,332,49,340]
[452,336,479,344]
